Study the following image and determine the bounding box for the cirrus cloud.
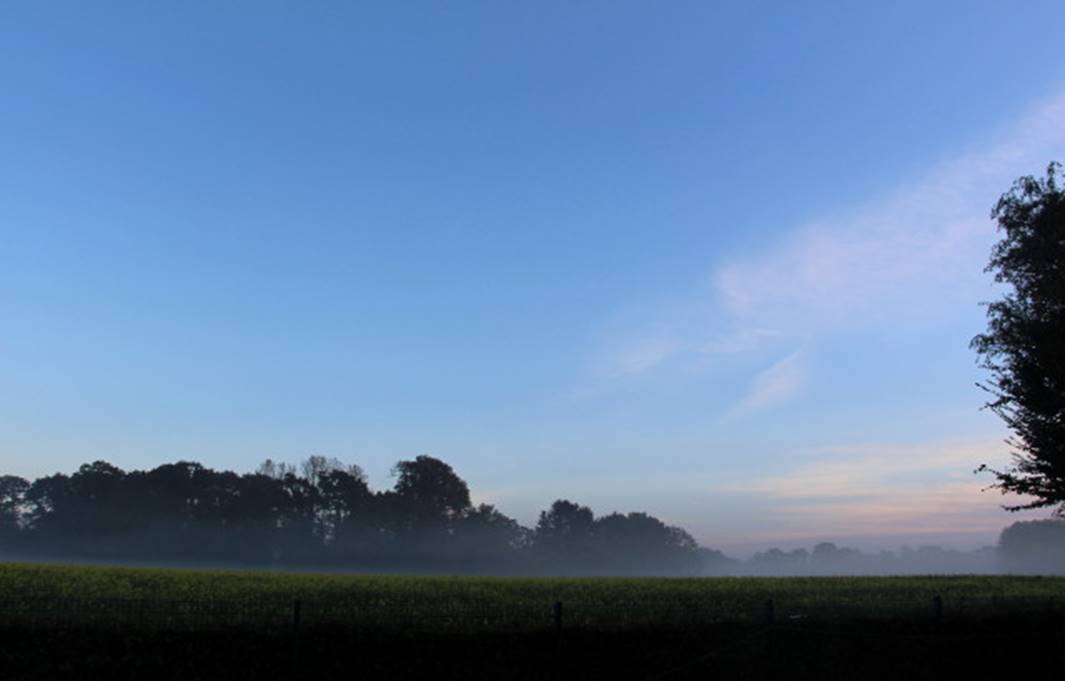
[599,91,1065,396]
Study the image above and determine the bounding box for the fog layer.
[1,458,1062,576]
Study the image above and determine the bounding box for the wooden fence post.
[932,595,942,622]
[553,601,563,635]
[765,598,775,624]
[293,599,302,632]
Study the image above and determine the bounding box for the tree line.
[0,455,705,575]
[3,455,1064,575]
[738,520,1065,576]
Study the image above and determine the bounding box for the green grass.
[5,563,1065,679]
[2,562,1064,630]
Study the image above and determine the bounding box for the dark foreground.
[5,614,1062,681]
[4,566,1064,679]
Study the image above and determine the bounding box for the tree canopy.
[0,455,704,576]
[972,162,1065,512]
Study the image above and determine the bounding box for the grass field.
[5,563,1065,679]
[2,562,1065,630]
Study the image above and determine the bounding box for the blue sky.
[3,2,1065,553]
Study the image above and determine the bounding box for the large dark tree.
[972,162,1065,512]
[592,512,700,574]
[391,455,472,524]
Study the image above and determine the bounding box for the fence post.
[293,599,302,632]
[932,595,942,622]
[553,601,563,635]
[764,598,775,624]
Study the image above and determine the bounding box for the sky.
[3,2,1065,555]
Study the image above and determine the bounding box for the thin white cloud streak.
[728,349,807,415]
[603,91,1065,378]
[607,337,681,378]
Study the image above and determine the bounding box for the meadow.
[5,563,1065,679]
[2,562,1064,631]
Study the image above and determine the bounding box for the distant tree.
[811,542,839,560]
[130,461,206,521]
[2,454,722,574]
[0,475,29,538]
[317,467,372,545]
[69,461,130,538]
[747,548,809,575]
[23,473,72,537]
[809,541,862,574]
[256,459,279,479]
[300,455,360,488]
[534,499,595,562]
[275,472,320,548]
[696,547,740,575]
[392,455,471,522]
[453,503,528,566]
[998,519,1065,574]
[256,458,296,479]
[972,162,1065,512]
[388,455,472,555]
[591,512,700,574]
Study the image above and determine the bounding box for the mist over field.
[4,457,1064,577]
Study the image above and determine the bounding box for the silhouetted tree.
[23,473,73,538]
[809,541,862,574]
[392,456,471,518]
[534,499,595,567]
[0,475,28,541]
[1,455,722,574]
[748,548,809,575]
[696,547,740,575]
[316,467,372,545]
[453,503,528,569]
[390,455,471,546]
[256,458,296,479]
[998,519,1065,573]
[592,512,700,573]
[972,162,1065,512]
[69,461,131,540]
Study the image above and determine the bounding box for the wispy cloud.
[727,438,1040,539]
[738,440,989,499]
[606,336,681,378]
[598,91,1065,388]
[728,349,806,415]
